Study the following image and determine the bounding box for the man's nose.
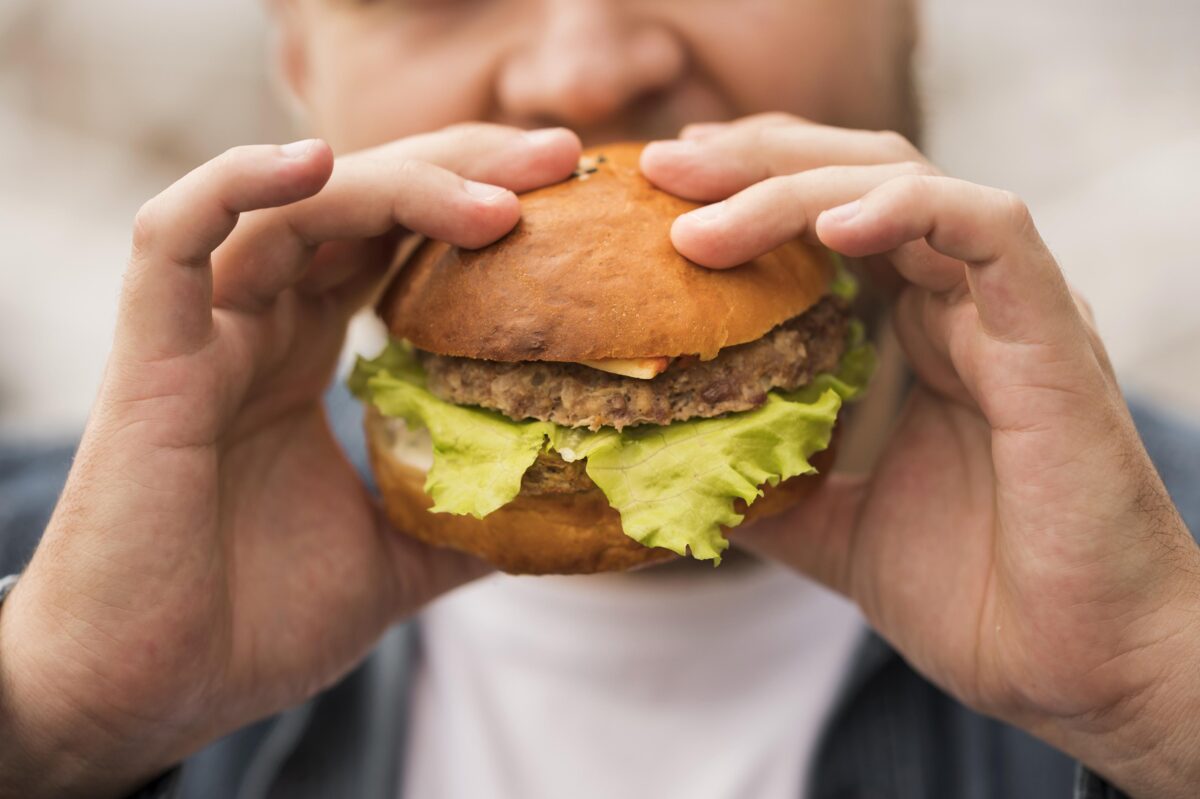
[496,1,686,128]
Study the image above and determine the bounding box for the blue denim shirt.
[3,387,1197,799]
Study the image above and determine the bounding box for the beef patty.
[419,296,850,431]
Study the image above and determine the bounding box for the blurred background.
[1,0,1198,439]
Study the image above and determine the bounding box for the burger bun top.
[379,142,835,362]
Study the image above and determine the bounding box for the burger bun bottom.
[364,408,834,575]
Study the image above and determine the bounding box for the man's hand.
[0,124,581,799]
[643,115,1200,798]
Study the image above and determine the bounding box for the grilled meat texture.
[419,296,850,431]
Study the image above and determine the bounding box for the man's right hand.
[0,124,581,799]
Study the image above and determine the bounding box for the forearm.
[1053,573,1200,798]
[0,578,159,799]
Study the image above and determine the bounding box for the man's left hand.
[642,114,1200,799]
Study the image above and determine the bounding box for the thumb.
[735,473,867,597]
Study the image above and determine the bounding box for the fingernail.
[822,200,862,223]
[684,201,727,224]
[521,127,567,146]
[280,138,318,158]
[464,180,509,201]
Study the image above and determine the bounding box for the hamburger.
[349,142,873,575]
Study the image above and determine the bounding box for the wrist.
[1053,562,1200,799]
[0,577,170,799]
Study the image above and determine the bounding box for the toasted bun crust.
[365,408,833,575]
[379,142,835,362]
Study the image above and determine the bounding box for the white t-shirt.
[401,560,864,799]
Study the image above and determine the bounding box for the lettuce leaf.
[350,329,873,564]
[828,252,859,301]
[357,363,559,519]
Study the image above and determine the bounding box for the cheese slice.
[577,356,670,380]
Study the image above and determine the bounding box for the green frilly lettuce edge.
[350,325,873,565]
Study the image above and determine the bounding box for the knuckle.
[131,199,162,256]
[898,159,937,177]
[755,173,794,204]
[679,121,722,139]
[1071,289,1097,323]
[752,111,801,127]
[217,144,245,163]
[874,129,919,161]
[393,157,431,184]
[763,173,798,193]
[210,144,252,176]
[442,121,480,135]
[998,190,1033,231]
[444,121,508,141]
[770,173,814,213]
[894,172,936,197]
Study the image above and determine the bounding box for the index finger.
[815,175,1081,348]
[289,125,583,245]
[213,126,581,312]
[642,119,923,202]
[669,161,936,268]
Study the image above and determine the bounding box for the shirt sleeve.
[126,769,184,799]
[0,574,17,604]
[1074,763,1132,799]
[0,441,76,574]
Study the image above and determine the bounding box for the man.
[1,1,1198,797]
